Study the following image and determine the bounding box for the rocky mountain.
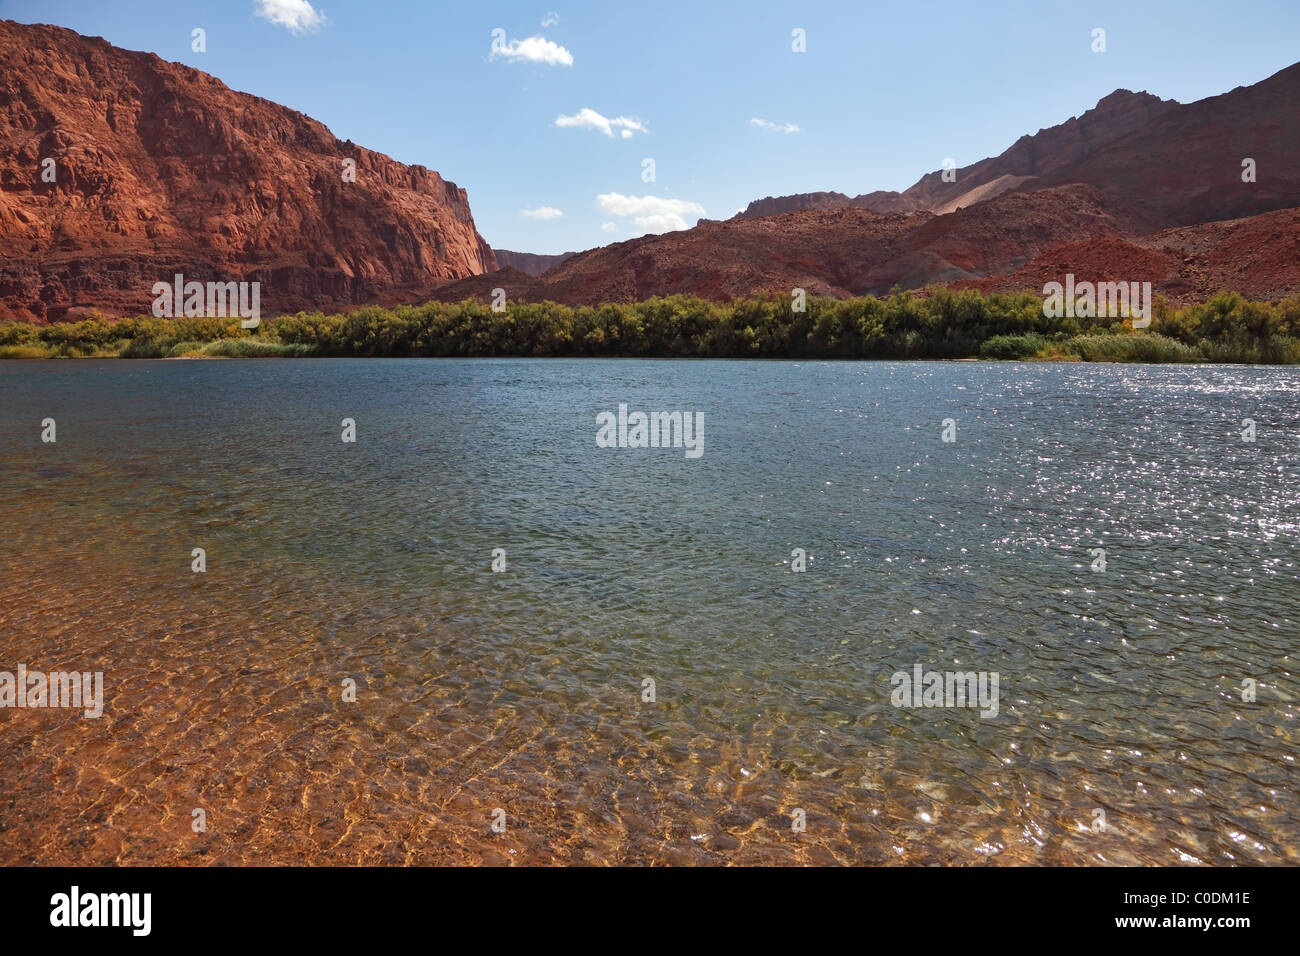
[734,88,1185,222]
[899,89,1181,217]
[468,63,1300,306]
[1033,64,1300,229]
[0,19,495,321]
[734,64,1298,234]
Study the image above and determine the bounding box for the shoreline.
[0,351,1272,365]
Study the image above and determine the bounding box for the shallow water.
[0,358,1295,865]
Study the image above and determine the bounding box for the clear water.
[0,358,1295,864]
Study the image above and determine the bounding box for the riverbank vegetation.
[2,290,1298,363]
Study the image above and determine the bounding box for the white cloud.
[596,193,706,233]
[555,108,647,138]
[520,206,563,219]
[491,35,573,67]
[541,12,560,27]
[750,117,800,134]
[254,0,327,34]
[632,214,689,233]
[601,222,616,233]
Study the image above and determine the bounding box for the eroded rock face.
[0,19,495,320]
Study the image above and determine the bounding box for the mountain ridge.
[473,63,1299,305]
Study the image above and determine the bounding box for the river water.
[0,358,1294,864]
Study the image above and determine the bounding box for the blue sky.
[2,0,1297,254]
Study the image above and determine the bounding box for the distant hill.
[491,249,577,276]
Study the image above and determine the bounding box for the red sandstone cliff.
[0,20,495,321]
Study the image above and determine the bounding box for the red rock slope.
[440,185,1136,305]
[968,206,1300,304]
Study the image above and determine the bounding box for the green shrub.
[0,344,51,358]
[118,338,166,358]
[980,334,1048,360]
[200,339,317,357]
[1068,333,1200,363]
